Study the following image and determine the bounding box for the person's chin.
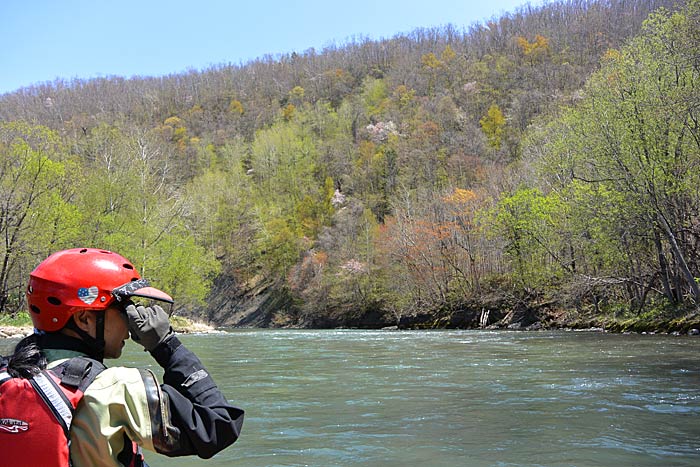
[106,343,124,359]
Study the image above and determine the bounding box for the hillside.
[1,0,696,331]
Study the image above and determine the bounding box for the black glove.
[126,304,174,352]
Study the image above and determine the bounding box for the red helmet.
[26,248,173,332]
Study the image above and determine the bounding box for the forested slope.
[1,0,697,331]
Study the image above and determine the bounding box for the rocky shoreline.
[0,326,33,339]
[0,320,219,339]
[205,277,700,334]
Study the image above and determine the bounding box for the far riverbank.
[391,305,700,336]
[2,308,699,338]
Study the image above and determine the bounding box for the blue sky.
[1,0,537,95]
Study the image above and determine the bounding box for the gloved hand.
[126,304,173,352]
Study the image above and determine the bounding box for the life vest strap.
[30,371,73,437]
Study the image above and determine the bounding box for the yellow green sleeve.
[68,367,158,466]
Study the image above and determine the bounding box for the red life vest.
[0,357,105,467]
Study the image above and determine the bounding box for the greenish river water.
[3,330,700,466]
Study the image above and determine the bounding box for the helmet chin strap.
[66,312,106,362]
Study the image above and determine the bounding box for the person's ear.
[72,309,95,334]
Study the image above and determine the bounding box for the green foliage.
[257,217,302,277]
[525,0,700,308]
[0,310,32,327]
[479,104,506,149]
[488,187,568,288]
[147,234,221,307]
[289,86,305,103]
[250,113,318,202]
[361,77,389,118]
[0,122,80,311]
[65,125,224,310]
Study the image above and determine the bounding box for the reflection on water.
[2,330,699,466]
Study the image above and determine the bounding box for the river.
[3,330,699,466]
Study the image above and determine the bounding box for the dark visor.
[112,278,174,304]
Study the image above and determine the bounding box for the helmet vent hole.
[30,305,41,314]
[123,263,134,270]
[79,248,88,253]
[47,296,62,306]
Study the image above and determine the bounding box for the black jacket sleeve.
[147,335,244,458]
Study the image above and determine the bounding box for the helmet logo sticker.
[78,286,99,305]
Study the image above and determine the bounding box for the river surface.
[3,330,700,466]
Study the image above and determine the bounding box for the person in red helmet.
[0,248,244,466]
